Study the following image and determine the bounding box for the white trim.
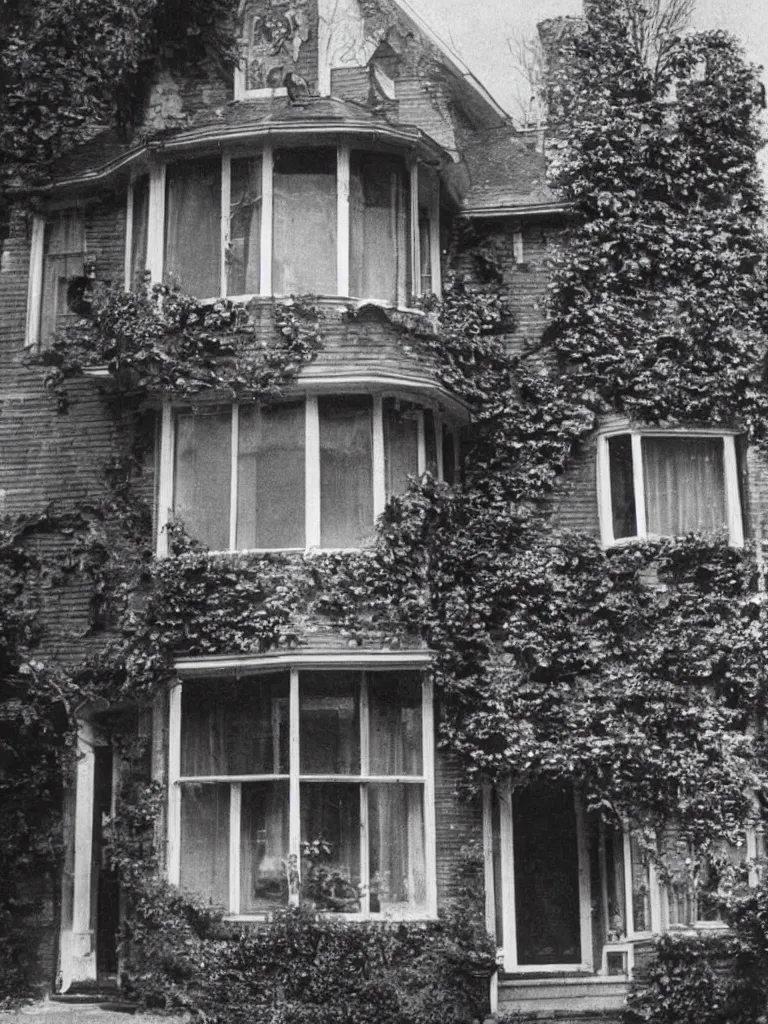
[410,160,421,301]
[260,144,273,296]
[229,404,239,551]
[175,650,431,675]
[372,394,386,521]
[597,426,744,548]
[124,182,134,289]
[289,666,301,906]
[147,163,166,284]
[422,673,438,916]
[416,411,426,476]
[337,143,351,297]
[305,394,321,547]
[167,684,182,886]
[498,779,516,970]
[575,792,593,971]
[221,153,232,297]
[482,783,496,939]
[25,215,45,349]
[513,230,524,265]
[359,672,371,916]
[229,781,242,914]
[156,401,174,556]
[430,182,442,299]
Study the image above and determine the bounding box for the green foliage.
[39,285,324,411]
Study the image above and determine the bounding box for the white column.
[229,404,239,551]
[167,684,182,886]
[372,395,386,521]
[221,153,231,297]
[229,782,242,915]
[359,672,370,915]
[156,400,174,556]
[423,675,438,917]
[430,182,442,299]
[289,667,301,905]
[575,793,593,970]
[24,214,45,348]
[147,162,166,284]
[337,143,351,297]
[124,182,134,289]
[305,396,320,547]
[724,435,744,546]
[260,144,274,296]
[410,160,421,302]
[482,783,496,939]
[631,434,647,536]
[498,779,516,970]
[66,726,99,987]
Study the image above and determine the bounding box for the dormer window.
[597,428,744,547]
[124,146,440,306]
[159,394,460,554]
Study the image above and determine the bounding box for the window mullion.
[631,434,647,536]
[230,405,239,552]
[260,144,274,296]
[360,671,370,915]
[373,395,385,521]
[157,400,174,557]
[124,178,135,290]
[147,162,166,284]
[622,829,636,936]
[229,781,242,915]
[723,436,744,546]
[305,396,320,548]
[422,673,437,917]
[289,667,300,905]
[597,435,614,546]
[25,215,45,348]
[167,683,182,885]
[430,181,442,299]
[410,159,420,303]
[221,153,231,298]
[416,411,426,476]
[337,143,350,297]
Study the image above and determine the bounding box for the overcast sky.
[406,0,768,122]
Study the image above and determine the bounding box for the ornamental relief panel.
[238,0,313,91]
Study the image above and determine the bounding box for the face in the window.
[171,396,458,552]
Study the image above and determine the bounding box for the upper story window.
[26,208,86,347]
[597,428,744,547]
[159,394,461,554]
[168,662,436,919]
[125,146,440,306]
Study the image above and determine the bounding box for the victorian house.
[0,1,757,1019]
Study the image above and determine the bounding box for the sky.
[405,0,768,123]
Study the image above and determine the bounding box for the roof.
[42,96,450,191]
[458,128,566,217]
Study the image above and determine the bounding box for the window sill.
[222,910,437,923]
[603,533,741,550]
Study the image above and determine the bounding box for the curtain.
[180,784,229,908]
[319,396,373,548]
[237,402,305,549]
[131,176,149,288]
[173,407,231,550]
[369,784,426,914]
[165,158,221,297]
[41,211,85,343]
[300,783,361,912]
[643,437,727,536]
[273,149,336,296]
[350,153,409,304]
[383,400,419,499]
[369,672,422,776]
[299,672,360,775]
[228,157,262,295]
[241,781,290,912]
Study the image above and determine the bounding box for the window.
[168,664,435,919]
[161,396,459,553]
[25,209,87,348]
[123,145,439,304]
[663,838,749,928]
[597,429,743,547]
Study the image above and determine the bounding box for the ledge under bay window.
[157,394,461,555]
[167,660,437,920]
[596,428,744,548]
[126,146,441,305]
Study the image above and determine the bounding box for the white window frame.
[25,207,87,350]
[596,426,744,548]
[130,147,440,306]
[167,652,437,921]
[156,392,455,556]
[495,780,593,974]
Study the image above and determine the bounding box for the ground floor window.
[168,663,436,919]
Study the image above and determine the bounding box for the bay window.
[160,395,459,553]
[124,144,439,304]
[597,429,743,547]
[168,663,436,919]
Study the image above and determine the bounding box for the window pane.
[273,149,336,295]
[608,435,637,539]
[174,408,231,550]
[180,783,229,909]
[319,396,374,548]
[384,399,419,498]
[241,781,289,913]
[181,674,289,776]
[424,410,438,476]
[131,176,149,288]
[41,211,85,343]
[350,152,410,304]
[301,783,361,912]
[369,783,426,915]
[442,426,456,485]
[165,158,221,298]
[696,840,745,923]
[419,211,432,294]
[630,835,651,932]
[604,828,627,939]
[237,402,305,549]
[228,157,262,295]
[300,672,360,775]
[369,672,422,775]
[643,437,727,537]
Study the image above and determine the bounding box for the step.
[498,975,628,1018]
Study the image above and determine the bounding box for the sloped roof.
[459,129,565,216]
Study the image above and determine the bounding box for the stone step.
[498,975,628,1019]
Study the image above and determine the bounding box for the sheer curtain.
[319,396,373,548]
[643,437,727,536]
[241,782,290,912]
[173,408,231,550]
[350,153,409,304]
[228,157,262,295]
[165,158,221,297]
[384,400,419,499]
[180,784,229,908]
[273,149,336,295]
[130,176,149,288]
